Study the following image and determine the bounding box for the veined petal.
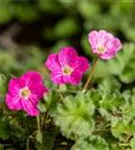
[73,56,90,73]
[6,71,48,116]
[98,30,113,45]
[21,99,39,116]
[58,47,78,67]
[88,30,122,60]
[45,54,60,71]
[70,71,83,85]
[21,71,43,86]
[51,70,64,84]
[29,83,48,97]
[8,78,21,95]
[6,94,22,110]
[63,75,71,84]
[112,38,122,52]
[88,30,99,47]
[100,52,116,60]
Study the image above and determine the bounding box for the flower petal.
[70,71,83,85]
[21,99,39,116]
[73,56,90,73]
[112,38,122,52]
[51,70,64,84]
[21,71,44,89]
[31,84,48,97]
[6,94,22,110]
[101,38,122,60]
[58,47,78,67]
[45,54,60,71]
[63,75,71,84]
[8,78,22,95]
[100,51,116,60]
[89,30,122,60]
[98,30,113,45]
[88,30,99,48]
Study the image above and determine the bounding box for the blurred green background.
[0,0,135,85]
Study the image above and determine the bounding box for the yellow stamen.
[62,66,73,75]
[98,46,104,53]
[21,87,31,98]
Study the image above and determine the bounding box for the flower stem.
[83,57,98,91]
[26,136,30,150]
[36,115,43,144]
[37,115,41,131]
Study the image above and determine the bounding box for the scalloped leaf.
[71,136,109,150]
[54,92,95,139]
[87,90,126,114]
[98,76,121,92]
[100,91,125,112]
[111,119,135,141]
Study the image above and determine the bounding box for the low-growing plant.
[1,29,135,150]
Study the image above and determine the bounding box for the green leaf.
[37,102,46,113]
[93,60,111,79]
[44,90,60,116]
[0,74,7,95]
[122,89,135,118]
[130,135,135,150]
[100,91,125,112]
[35,130,56,150]
[87,90,126,115]
[54,92,95,139]
[72,136,109,150]
[109,144,121,150]
[0,118,10,140]
[111,119,135,141]
[98,77,121,92]
[36,130,43,144]
[86,89,102,107]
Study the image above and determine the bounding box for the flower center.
[62,66,73,75]
[98,46,105,53]
[20,87,31,98]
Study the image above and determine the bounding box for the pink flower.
[45,47,90,85]
[88,30,122,60]
[6,71,48,116]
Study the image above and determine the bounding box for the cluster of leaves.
[39,88,135,150]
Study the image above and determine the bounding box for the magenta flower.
[6,71,48,116]
[88,30,122,60]
[45,47,90,85]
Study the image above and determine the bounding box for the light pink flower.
[45,47,90,85]
[6,71,48,116]
[88,30,122,59]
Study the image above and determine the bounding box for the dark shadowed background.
[0,0,135,76]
